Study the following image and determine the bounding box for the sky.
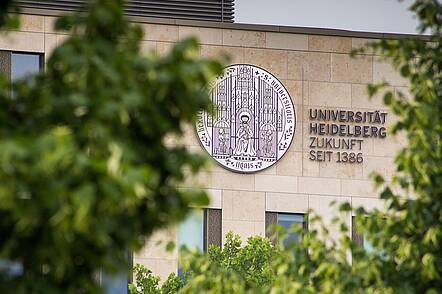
[235,0,419,34]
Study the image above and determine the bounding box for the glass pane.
[178,210,204,251]
[277,213,304,245]
[0,260,23,278]
[102,271,128,294]
[11,53,40,81]
[363,235,375,253]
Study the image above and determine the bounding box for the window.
[352,216,374,253]
[265,212,307,246]
[178,209,205,251]
[177,208,221,275]
[0,260,23,278]
[0,51,43,81]
[101,271,130,294]
[99,252,132,294]
[100,272,130,294]
[0,51,43,280]
[352,216,390,261]
[178,209,222,252]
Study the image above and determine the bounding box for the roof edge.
[18,7,430,40]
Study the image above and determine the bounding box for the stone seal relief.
[196,64,296,173]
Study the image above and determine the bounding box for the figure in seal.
[234,112,256,156]
[218,128,227,154]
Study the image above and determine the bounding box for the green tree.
[130,1,442,293]
[129,232,275,294]
[0,0,222,293]
[129,264,185,294]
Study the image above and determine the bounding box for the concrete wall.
[0,14,410,281]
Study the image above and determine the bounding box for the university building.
[1,0,414,292]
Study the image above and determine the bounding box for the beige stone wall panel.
[18,15,44,33]
[200,44,245,64]
[44,16,58,33]
[266,192,308,213]
[133,258,177,282]
[287,51,331,82]
[209,172,255,191]
[156,41,176,56]
[289,121,303,152]
[308,194,352,240]
[205,160,230,174]
[372,133,406,157]
[302,152,320,177]
[298,177,341,196]
[351,37,381,54]
[257,164,277,175]
[223,220,265,241]
[140,40,157,53]
[362,156,395,179]
[282,80,303,104]
[179,187,222,209]
[44,33,57,60]
[182,123,200,147]
[0,31,44,52]
[243,48,288,79]
[302,122,312,150]
[135,228,177,260]
[351,83,391,110]
[222,29,265,48]
[179,26,222,45]
[222,190,265,221]
[179,170,212,189]
[255,175,298,193]
[207,189,222,209]
[142,24,179,42]
[341,179,377,198]
[358,137,375,157]
[307,81,352,107]
[319,160,364,179]
[373,56,408,87]
[266,32,308,50]
[331,54,373,83]
[276,151,303,176]
[309,35,352,53]
[56,33,69,47]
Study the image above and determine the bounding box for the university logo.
[196,64,296,173]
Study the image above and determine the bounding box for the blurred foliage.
[0,0,19,29]
[130,0,442,293]
[0,0,223,292]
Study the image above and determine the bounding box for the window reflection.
[178,210,205,251]
[102,271,129,294]
[277,213,305,245]
[11,52,41,81]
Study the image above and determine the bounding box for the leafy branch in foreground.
[0,0,223,292]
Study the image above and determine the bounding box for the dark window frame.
[265,212,308,246]
[352,216,364,246]
[0,50,44,98]
[205,208,222,250]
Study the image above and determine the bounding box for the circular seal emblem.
[196,64,296,173]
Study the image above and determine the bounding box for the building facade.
[0,7,413,289]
